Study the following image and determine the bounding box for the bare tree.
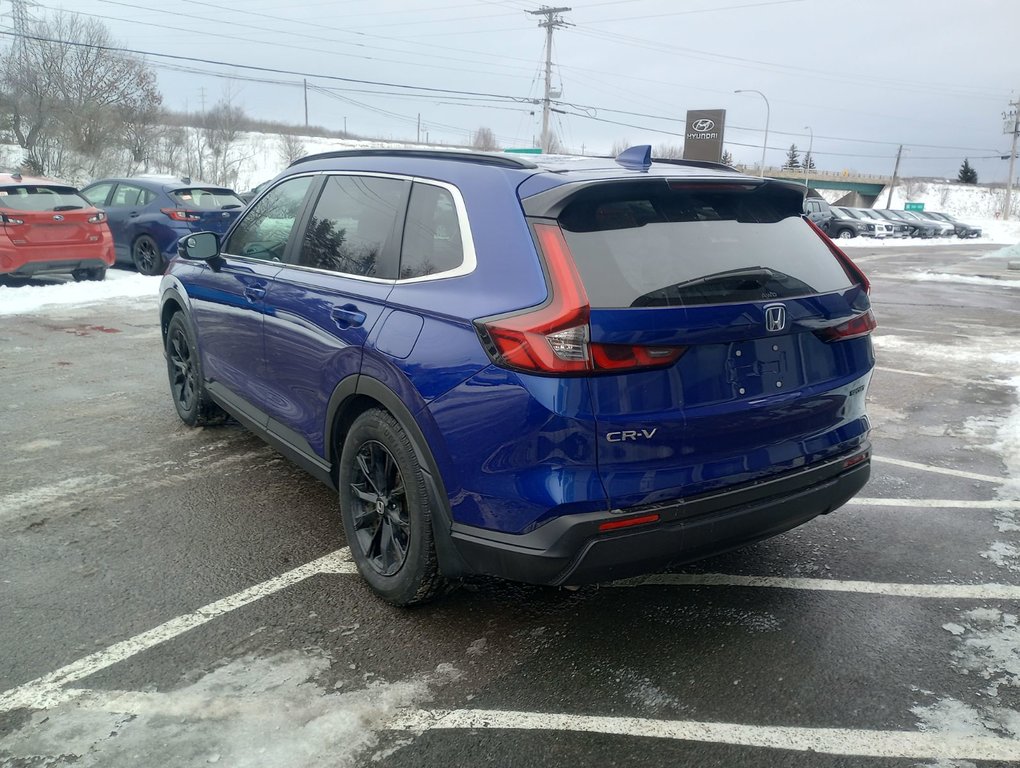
[610,139,631,157]
[202,99,249,187]
[653,143,683,159]
[277,132,306,166]
[471,126,498,151]
[1,12,162,178]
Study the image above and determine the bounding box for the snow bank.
[0,271,160,316]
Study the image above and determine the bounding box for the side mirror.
[179,231,220,261]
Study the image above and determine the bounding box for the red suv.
[0,173,115,282]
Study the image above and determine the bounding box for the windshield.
[172,188,244,210]
[835,207,862,219]
[0,185,90,212]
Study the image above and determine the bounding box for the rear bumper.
[450,446,871,586]
[1,242,115,275]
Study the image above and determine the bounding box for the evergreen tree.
[721,149,734,166]
[783,144,801,170]
[803,152,816,170]
[957,158,978,184]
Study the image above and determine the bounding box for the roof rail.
[289,148,538,170]
[651,157,737,172]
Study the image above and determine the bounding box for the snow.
[0,651,461,767]
[903,272,1020,287]
[0,271,160,316]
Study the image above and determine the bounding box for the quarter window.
[224,176,313,262]
[297,175,406,278]
[399,183,464,279]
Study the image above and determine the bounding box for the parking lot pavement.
[1,244,1019,767]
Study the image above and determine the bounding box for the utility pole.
[417,113,421,144]
[198,86,207,114]
[528,6,571,153]
[1003,97,1019,220]
[885,144,903,209]
[11,0,30,63]
[303,79,309,128]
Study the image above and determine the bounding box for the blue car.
[159,147,875,605]
[81,176,244,275]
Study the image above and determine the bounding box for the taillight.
[475,222,686,375]
[1,213,24,225]
[87,211,107,224]
[805,217,870,293]
[161,207,201,222]
[814,309,877,342]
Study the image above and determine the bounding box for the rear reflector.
[598,513,660,532]
[843,451,870,469]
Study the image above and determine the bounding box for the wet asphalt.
[1,243,1019,767]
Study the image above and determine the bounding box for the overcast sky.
[14,0,1020,180]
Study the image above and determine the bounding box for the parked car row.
[803,196,982,240]
[1,173,246,282]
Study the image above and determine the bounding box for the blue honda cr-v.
[159,146,875,605]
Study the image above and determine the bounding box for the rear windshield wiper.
[53,204,84,211]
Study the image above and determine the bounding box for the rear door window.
[557,182,854,308]
[110,184,145,207]
[296,174,407,278]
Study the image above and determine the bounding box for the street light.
[803,125,813,191]
[734,89,770,177]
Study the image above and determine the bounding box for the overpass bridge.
[735,166,891,205]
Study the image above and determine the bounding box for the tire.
[72,267,107,282]
[338,409,445,606]
[165,312,226,427]
[132,235,165,276]
[836,228,855,240]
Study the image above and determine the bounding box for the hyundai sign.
[683,109,726,162]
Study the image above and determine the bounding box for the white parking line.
[610,573,1020,600]
[388,709,1020,762]
[874,365,990,384]
[0,549,351,713]
[852,498,1020,510]
[872,455,1007,484]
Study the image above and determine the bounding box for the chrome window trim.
[394,176,477,284]
[226,170,477,284]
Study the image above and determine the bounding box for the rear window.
[0,185,90,212]
[557,185,854,308]
[172,188,244,210]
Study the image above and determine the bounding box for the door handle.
[129,211,140,218]
[331,304,367,329]
[243,285,267,302]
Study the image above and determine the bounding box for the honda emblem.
[764,304,786,333]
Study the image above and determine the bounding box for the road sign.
[905,202,925,211]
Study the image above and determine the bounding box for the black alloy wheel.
[132,235,164,275]
[338,409,444,605]
[164,313,225,427]
[168,320,197,416]
[348,440,411,577]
